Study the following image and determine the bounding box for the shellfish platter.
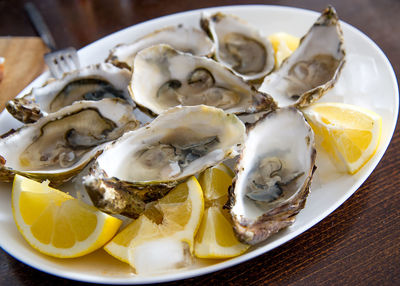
[0,4,398,285]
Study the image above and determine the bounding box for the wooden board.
[0,37,48,111]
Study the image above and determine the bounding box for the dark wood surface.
[0,0,399,285]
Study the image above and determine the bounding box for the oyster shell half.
[84,105,245,218]
[201,12,275,82]
[130,44,276,116]
[106,25,214,71]
[258,6,346,108]
[6,63,133,123]
[0,99,139,186]
[227,107,316,245]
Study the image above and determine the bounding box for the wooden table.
[0,0,399,285]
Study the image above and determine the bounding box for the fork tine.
[44,54,63,78]
[56,55,71,76]
[58,48,80,72]
[44,48,80,78]
[44,54,62,79]
[62,54,75,72]
[65,47,80,70]
[57,54,73,74]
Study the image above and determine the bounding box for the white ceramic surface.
[0,5,398,284]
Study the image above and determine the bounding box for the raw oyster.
[106,25,214,70]
[0,98,139,186]
[6,63,133,123]
[258,6,345,108]
[201,12,275,82]
[84,105,245,218]
[227,107,316,245]
[130,44,276,116]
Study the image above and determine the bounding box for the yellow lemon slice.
[195,163,249,258]
[302,102,382,174]
[268,32,300,68]
[104,176,204,274]
[198,162,234,206]
[11,174,122,258]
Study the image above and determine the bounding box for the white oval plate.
[0,5,398,284]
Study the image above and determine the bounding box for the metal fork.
[24,2,80,79]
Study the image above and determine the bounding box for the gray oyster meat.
[227,107,316,245]
[6,63,133,123]
[0,98,139,186]
[83,105,245,218]
[201,12,275,82]
[258,6,346,108]
[130,44,276,116]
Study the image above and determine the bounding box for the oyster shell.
[227,107,316,245]
[84,105,245,218]
[130,44,276,116]
[0,99,139,186]
[201,12,275,82]
[258,6,346,108]
[106,25,214,70]
[6,63,133,123]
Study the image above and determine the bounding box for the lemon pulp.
[302,102,382,174]
[268,32,300,68]
[12,175,122,258]
[104,176,204,274]
[194,163,249,258]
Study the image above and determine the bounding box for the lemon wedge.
[302,102,382,174]
[199,163,234,206]
[268,32,300,68]
[194,163,249,258]
[11,174,122,258]
[104,176,204,274]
